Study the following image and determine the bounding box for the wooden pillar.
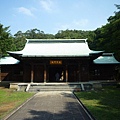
[44,65,47,83]
[31,64,34,83]
[87,63,90,81]
[65,65,68,82]
[78,64,81,82]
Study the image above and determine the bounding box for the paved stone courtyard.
[5,92,93,120]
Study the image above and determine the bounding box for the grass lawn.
[0,87,34,119]
[75,87,120,120]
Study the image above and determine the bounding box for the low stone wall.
[0,81,10,88]
[10,83,19,90]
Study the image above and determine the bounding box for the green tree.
[13,28,55,50]
[55,29,95,41]
[90,4,120,60]
[0,23,15,56]
[14,31,26,51]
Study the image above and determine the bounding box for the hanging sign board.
[50,60,62,65]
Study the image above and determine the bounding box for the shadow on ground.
[7,92,91,120]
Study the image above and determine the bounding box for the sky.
[0,0,119,35]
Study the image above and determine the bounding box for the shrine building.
[0,39,119,84]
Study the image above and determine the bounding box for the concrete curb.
[3,93,37,120]
[73,92,96,120]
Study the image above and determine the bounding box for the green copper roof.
[0,57,19,65]
[94,53,120,64]
[8,39,103,58]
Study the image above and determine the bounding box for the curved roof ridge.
[26,39,88,44]
[26,38,87,41]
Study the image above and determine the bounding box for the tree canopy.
[0,24,16,56]
[90,4,120,60]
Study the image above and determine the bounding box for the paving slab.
[4,91,93,120]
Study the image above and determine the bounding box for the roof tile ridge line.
[26,38,87,41]
[26,39,88,45]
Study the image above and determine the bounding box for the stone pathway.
[5,91,93,120]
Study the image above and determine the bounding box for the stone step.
[16,83,95,92]
[30,86,72,88]
[28,84,81,92]
[29,88,74,92]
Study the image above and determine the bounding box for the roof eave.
[93,62,120,65]
[89,51,104,60]
[7,51,22,60]
[21,55,90,59]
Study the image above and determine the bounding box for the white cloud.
[17,7,34,16]
[56,19,89,31]
[73,19,89,27]
[39,0,54,12]
[59,24,70,30]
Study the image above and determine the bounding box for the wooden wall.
[0,64,23,82]
[1,58,117,82]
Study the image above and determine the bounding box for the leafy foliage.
[14,31,26,51]
[23,28,55,39]
[0,24,16,56]
[55,29,95,41]
[14,29,55,51]
[90,4,120,60]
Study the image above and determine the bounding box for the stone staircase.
[11,81,117,92]
[15,82,99,92]
[28,83,82,92]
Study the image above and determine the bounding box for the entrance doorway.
[49,66,65,82]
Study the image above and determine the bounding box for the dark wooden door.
[68,65,79,82]
[23,64,31,82]
[34,65,44,82]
